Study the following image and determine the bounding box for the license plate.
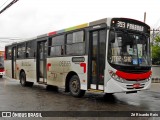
[133,83,140,88]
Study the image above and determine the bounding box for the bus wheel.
[20,72,27,87]
[69,75,85,97]
[0,75,2,78]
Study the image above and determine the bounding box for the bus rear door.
[37,40,47,84]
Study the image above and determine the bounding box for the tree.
[152,35,160,65]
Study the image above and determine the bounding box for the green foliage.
[152,35,160,65]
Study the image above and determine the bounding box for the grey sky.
[0,0,159,50]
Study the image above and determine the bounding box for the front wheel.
[69,75,85,97]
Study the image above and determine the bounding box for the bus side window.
[6,47,12,60]
[66,31,85,55]
[26,40,36,58]
[49,35,64,57]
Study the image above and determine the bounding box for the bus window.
[17,44,26,59]
[66,31,85,55]
[6,47,12,60]
[48,35,64,56]
[26,41,36,58]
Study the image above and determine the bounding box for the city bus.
[4,17,152,97]
[0,51,5,78]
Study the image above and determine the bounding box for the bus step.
[38,82,47,84]
[88,89,104,93]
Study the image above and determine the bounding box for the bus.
[0,51,5,78]
[4,17,152,97]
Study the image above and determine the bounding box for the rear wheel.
[69,75,85,97]
[20,72,27,87]
[20,72,34,87]
[0,75,2,78]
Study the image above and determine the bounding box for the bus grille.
[126,83,145,89]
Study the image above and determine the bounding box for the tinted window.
[26,41,36,58]
[52,35,64,45]
[0,56,4,67]
[67,34,73,44]
[6,46,12,60]
[66,31,85,55]
[17,44,26,59]
[48,35,64,56]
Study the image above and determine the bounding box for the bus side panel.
[4,60,12,78]
[47,57,64,87]
[46,56,88,90]
[16,59,36,82]
[63,56,88,90]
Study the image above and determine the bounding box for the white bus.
[4,18,152,97]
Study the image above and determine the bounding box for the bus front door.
[37,41,47,84]
[12,46,16,79]
[89,29,106,90]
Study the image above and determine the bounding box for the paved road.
[0,77,160,120]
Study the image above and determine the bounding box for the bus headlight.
[109,70,125,82]
[147,76,151,81]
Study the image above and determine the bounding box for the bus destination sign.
[116,21,144,32]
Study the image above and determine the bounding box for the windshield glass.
[108,30,151,67]
[0,56,4,67]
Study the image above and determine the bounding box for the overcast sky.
[0,0,160,50]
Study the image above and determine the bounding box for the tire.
[69,75,85,97]
[20,72,27,87]
[0,75,2,78]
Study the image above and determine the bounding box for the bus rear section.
[0,51,5,78]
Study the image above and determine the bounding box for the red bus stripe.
[116,70,152,80]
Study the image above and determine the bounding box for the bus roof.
[5,17,149,47]
[46,18,108,37]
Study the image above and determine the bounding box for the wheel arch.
[65,71,78,92]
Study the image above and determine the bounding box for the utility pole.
[0,0,19,14]
[144,12,146,23]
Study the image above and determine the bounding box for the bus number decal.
[21,61,31,66]
[72,57,85,63]
[117,21,125,28]
[59,61,71,67]
[50,72,57,78]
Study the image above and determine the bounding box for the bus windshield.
[0,56,4,68]
[108,30,151,67]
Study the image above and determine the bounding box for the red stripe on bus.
[116,70,152,80]
[80,63,86,73]
[48,31,56,36]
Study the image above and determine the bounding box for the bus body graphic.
[4,17,151,97]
